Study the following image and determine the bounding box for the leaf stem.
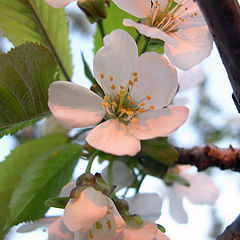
[141,37,150,54]
[135,33,142,45]
[97,19,105,43]
[107,160,113,187]
[85,151,98,173]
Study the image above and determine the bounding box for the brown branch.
[175,145,240,171]
[194,0,240,112]
[217,215,240,240]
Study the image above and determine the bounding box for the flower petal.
[45,0,75,8]
[48,81,105,129]
[63,187,107,232]
[123,221,169,240]
[90,198,125,240]
[86,119,141,156]
[112,0,151,18]
[129,52,178,109]
[132,106,189,140]
[165,26,213,70]
[102,161,135,191]
[123,19,178,46]
[167,187,188,224]
[177,172,219,205]
[93,29,138,95]
[48,217,74,240]
[127,193,162,221]
[59,182,76,197]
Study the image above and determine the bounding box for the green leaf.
[163,173,190,187]
[5,143,82,229]
[0,0,72,81]
[44,196,70,209]
[0,42,59,137]
[81,52,96,84]
[141,138,178,166]
[94,2,144,53]
[0,133,68,238]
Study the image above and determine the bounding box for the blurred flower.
[48,29,189,156]
[112,0,213,70]
[174,65,205,105]
[165,165,219,223]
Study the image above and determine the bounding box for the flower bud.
[77,0,107,23]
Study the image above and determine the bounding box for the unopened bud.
[77,0,106,23]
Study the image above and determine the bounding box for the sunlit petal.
[45,0,75,8]
[48,81,105,129]
[130,52,178,109]
[86,119,141,156]
[165,26,213,70]
[63,187,107,232]
[123,19,178,46]
[112,0,151,18]
[132,107,189,140]
[93,29,138,95]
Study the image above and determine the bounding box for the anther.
[109,76,113,81]
[132,118,138,123]
[146,95,151,100]
[120,85,124,89]
[111,84,116,90]
[100,73,104,78]
[132,72,138,76]
[129,80,133,85]
[134,77,138,82]
[138,108,144,114]
[112,102,117,107]
[149,105,155,110]
[140,102,145,107]
[104,96,108,102]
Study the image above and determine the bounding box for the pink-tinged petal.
[177,172,219,205]
[132,106,189,140]
[91,198,125,239]
[59,182,76,197]
[123,221,169,240]
[129,52,178,109]
[123,19,178,46]
[48,81,105,129]
[167,187,188,224]
[86,119,141,156]
[45,0,75,8]
[48,217,74,240]
[112,0,151,18]
[102,161,135,191]
[93,29,138,95]
[63,187,107,232]
[127,193,162,221]
[165,26,213,70]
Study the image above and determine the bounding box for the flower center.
[147,0,198,33]
[100,72,155,125]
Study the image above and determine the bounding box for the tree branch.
[194,0,240,112]
[217,215,240,239]
[175,145,240,171]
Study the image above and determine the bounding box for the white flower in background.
[165,165,219,223]
[45,0,76,8]
[112,0,213,70]
[174,65,205,105]
[48,29,189,156]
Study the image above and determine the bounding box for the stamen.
[149,105,155,110]
[146,95,151,100]
[109,76,113,81]
[138,108,144,114]
[111,84,116,90]
[129,80,133,85]
[132,72,138,76]
[106,220,112,230]
[140,102,145,106]
[104,96,108,102]
[134,76,138,82]
[132,118,138,123]
[120,85,125,89]
[100,73,104,79]
[89,231,94,239]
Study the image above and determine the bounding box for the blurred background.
[1,2,240,240]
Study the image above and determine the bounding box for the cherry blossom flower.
[112,0,213,70]
[48,29,189,156]
[45,0,75,8]
[165,165,219,223]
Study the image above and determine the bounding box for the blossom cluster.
[34,0,217,239]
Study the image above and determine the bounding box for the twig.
[175,145,240,171]
[217,215,240,240]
